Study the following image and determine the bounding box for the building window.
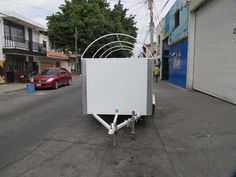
[4,20,25,42]
[174,10,180,28]
[158,35,161,44]
[4,24,10,37]
[43,40,47,48]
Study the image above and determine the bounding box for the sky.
[0,0,175,54]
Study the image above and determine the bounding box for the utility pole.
[148,0,154,49]
[75,27,78,75]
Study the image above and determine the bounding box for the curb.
[1,88,25,94]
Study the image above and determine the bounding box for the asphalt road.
[0,79,235,177]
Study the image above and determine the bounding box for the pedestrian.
[153,65,160,83]
[157,59,161,68]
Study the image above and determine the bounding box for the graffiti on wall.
[169,38,188,88]
[0,60,5,84]
[172,51,182,69]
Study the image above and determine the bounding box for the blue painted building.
[162,0,189,88]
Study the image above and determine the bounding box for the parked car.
[31,68,72,89]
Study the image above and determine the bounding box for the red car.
[31,68,72,89]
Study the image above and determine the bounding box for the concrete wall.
[186,12,195,89]
[39,34,49,50]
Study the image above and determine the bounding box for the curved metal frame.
[99,45,147,58]
[100,45,134,59]
[105,48,133,58]
[92,40,134,58]
[81,33,153,59]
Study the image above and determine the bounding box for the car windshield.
[41,69,58,75]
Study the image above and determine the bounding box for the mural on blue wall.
[162,0,189,88]
[172,51,182,69]
[169,38,188,88]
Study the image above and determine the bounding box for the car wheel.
[68,79,72,86]
[55,81,59,89]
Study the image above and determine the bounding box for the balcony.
[2,36,47,55]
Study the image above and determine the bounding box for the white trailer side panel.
[82,58,153,115]
[193,0,236,104]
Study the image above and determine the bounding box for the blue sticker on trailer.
[169,38,188,88]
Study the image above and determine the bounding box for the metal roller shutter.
[193,0,236,104]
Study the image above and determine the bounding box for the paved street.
[0,79,235,177]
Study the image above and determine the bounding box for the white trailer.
[81,33,155,144]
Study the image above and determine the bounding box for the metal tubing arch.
[99,45,147,59]
[99,45,134,59]
[81,33,153,59]
[105,48,134,58]
[92,40,134,58]
[99,45,143,59]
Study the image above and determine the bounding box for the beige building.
[38,50,69,73]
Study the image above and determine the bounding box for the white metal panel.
[82,58,153,115]
[193,0,236,104]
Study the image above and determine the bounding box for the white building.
[187,0,236,104]
[0,11,48,83]
[0,11,70,84]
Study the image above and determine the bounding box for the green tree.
[47,0,138,58]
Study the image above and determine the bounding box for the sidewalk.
[153,81,236,177]
[0,75,80,95]
[0,83,26,94]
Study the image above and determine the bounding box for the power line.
[153,0,170,33]
[0,0,53,13]
[135,28,150,56]
[108,0,144,4]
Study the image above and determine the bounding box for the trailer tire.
[130,133,136,140]
[152,104,155,116]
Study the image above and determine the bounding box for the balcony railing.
[3,36,46,55]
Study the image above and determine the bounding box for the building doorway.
[6,54,26,83]
[162,37,169,80]
[56,62,60,67]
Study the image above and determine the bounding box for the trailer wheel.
[130,132,136,140]
[152,104,155,116]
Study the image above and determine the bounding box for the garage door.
[40,62,53,72]
[193,0,236,104]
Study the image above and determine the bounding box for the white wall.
[186,12,196,89]
[39,34,49,50]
